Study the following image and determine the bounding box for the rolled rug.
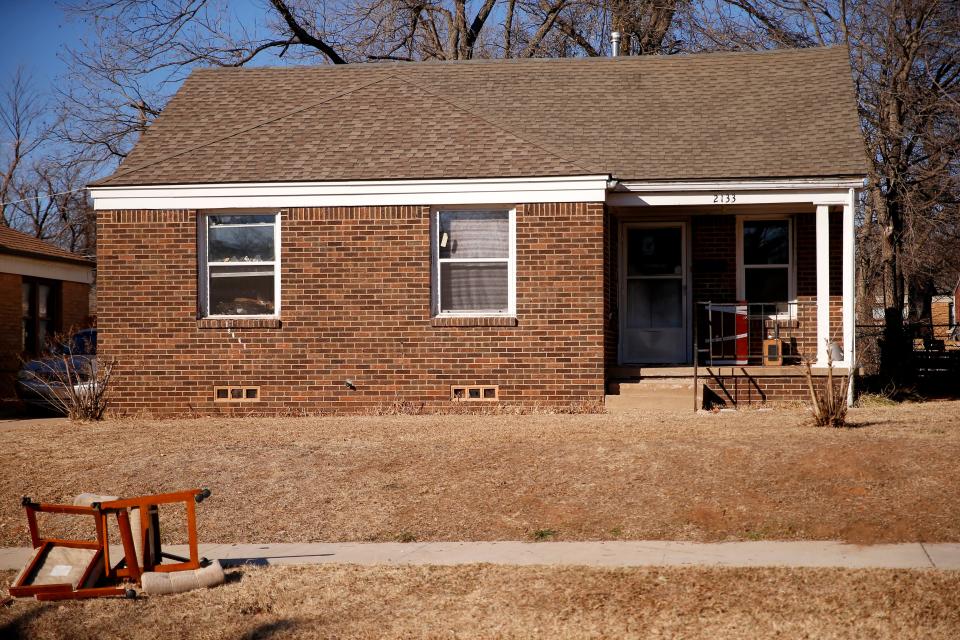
[141,561,226,596]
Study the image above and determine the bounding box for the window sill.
[431,316,518,327]
[198,318,282,329]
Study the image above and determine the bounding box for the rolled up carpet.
[141,561,225,595]
[72,493,119,506]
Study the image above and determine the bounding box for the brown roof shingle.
[0,226,94,265]
[95,46,868,186]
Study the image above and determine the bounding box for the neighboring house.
[931,277,959,343]
[89,46,866,415]
[0,227,95,401]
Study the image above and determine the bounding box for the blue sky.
[0,1,282,89]
[0,2,86,85]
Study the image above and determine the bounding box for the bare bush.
[18,335,115,421]
[802,346,851,428]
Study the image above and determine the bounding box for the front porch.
[603,180,858,408]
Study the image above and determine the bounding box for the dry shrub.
[803,349,851,428]
[18,341,116,421]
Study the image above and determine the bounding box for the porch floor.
[609,365,850,379]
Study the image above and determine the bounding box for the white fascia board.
[90,175,612,210]
[610,178,865,208]
[0,254,94,284]
[617,178,866,191]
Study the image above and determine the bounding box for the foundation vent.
[214,386,260,403]
[451,385,498,401]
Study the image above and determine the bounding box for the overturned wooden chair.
[10,488,223,600]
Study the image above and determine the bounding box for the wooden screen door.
[619,222,688,364]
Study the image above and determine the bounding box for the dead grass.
[3,564,960,639]
[2,401,960,546]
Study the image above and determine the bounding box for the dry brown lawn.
[3,564,960,639]
[1,400,959,546]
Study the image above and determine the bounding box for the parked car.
[17,329,98,414]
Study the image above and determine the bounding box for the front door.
[620,223,687,364]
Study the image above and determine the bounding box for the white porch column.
[843,189,857,404]
[815,204,831,367]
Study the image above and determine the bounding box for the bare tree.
[11,159,96,255]
[1,69,51,228]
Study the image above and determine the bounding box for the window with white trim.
[739,218,792,308]
[200,213,279,317]
[434,209,515,315]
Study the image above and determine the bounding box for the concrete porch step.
[605,378,698,412]
[607,378,695,395]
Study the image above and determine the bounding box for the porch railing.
[693,301,817,368]
[691,300,817,411]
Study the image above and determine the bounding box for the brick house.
[89,46,866,415]
[0,227,95,401]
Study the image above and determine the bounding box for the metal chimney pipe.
[611,31,621,57]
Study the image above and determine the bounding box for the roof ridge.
[188,45,847,74]
[392,73,596,175]
[96,73,398,186]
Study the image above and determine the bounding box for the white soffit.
[89,175,613,210]
[0,254,93,284]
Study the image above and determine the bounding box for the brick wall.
[795,210,844,359]
[702,371,848,406]
[61,281,91,334]
[97,203,606,416]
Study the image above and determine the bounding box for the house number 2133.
[713,193,736,203]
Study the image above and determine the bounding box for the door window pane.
[439,211,509,259]
[627,227,682,276]
[626,279,682,329]
[440,263,508,312]
[22,283,31,317]
[743,220,789,265]
[744,268,789,303]
[38,284,51,319]
[209,265,275,315]
[22,283,34,353]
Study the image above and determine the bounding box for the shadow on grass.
[838,420,887,429]
[0,604,45,640]
[239,619,299,640]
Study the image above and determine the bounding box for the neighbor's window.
[435,209,514,315]
[201,213,279,317]
[741,219,792,306]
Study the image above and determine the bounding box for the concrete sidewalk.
[2,541,959,571]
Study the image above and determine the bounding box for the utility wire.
[0,187,88,208]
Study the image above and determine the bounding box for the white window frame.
[431,205,516,317]
[736,214,795,318]
[198,211,281,319]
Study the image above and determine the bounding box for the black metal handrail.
[694,301,817,367]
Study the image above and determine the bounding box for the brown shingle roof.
[0,226,94,265]
[95,46,868,187]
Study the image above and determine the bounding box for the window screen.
[436,210,511,314]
